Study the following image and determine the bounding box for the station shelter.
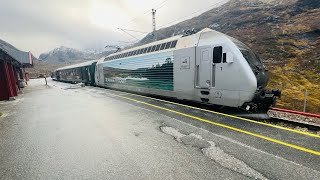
[0,40,34,101]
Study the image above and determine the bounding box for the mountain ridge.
[39,46,112,63]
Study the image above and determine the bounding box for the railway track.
[134,93,320,132]
[267,108,320,131]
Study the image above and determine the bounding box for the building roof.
[0,39,34,67]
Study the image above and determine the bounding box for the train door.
[195,47,212,89]
[87,67,91,82]
[212,46,223,88]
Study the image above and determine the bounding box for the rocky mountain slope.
[139,0,320,113]
[39,46,112,63]
[32,0,319,113]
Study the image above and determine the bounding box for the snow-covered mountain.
[39,46,112,63]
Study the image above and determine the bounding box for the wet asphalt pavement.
[0,79,319,180]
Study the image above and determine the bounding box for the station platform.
[0,79,319,179]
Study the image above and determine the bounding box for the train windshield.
[240,49,263,70]
[231,38,263,71]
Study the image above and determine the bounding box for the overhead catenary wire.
[119,0,172,28]
[117,28,148,34]
[157,0,226,29]
[116,0,171,43]
[117,28,140,40]
[118,0,227,45]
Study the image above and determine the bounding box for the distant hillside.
[137,0,320,113]
[39,46,112,63]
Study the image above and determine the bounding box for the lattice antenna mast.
[152,9,157,39]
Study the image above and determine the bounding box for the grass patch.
[268,66,320,114]
[0,112,2,117]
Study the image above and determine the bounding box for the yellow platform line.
[104,92,320,156]
[106,89,320,139]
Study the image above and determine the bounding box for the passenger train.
[52,28,281,111]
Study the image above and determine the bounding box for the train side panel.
[173,47,197,100]
[98,51,177,97]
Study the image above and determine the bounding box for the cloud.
[0,0,228,57]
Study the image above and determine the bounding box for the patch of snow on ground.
[160,126,185,142]
[160,126,268,180]
[202,141,268,180]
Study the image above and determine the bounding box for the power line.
[119,0,171,27]
[158,0,226,29]
[117,28,148,34]
[117,28,140,40]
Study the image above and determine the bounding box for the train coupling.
[243,89,282,112]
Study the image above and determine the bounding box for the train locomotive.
[53,28,281,111]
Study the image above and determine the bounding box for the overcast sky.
[0,0,227,57]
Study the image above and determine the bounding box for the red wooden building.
[0,39,34,101]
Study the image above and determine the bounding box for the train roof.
[109,35,182,57]
[99,28,221,64]
[55,59,99,71]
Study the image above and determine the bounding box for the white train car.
[95,28,280,110]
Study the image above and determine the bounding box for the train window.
[170,40,177,48]
[223,53,227,63]
[151,45,156,52]
[138,49,143,54]
[213,46,222,63]
[155,44,161,51]
[147,46,152,53]
[128,51,132,56]
[165,42,172,49]
[143,48,147,53]
[160,43,166,50]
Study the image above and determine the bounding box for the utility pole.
[152,9,157,40]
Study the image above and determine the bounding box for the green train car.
[52,60,98,86]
